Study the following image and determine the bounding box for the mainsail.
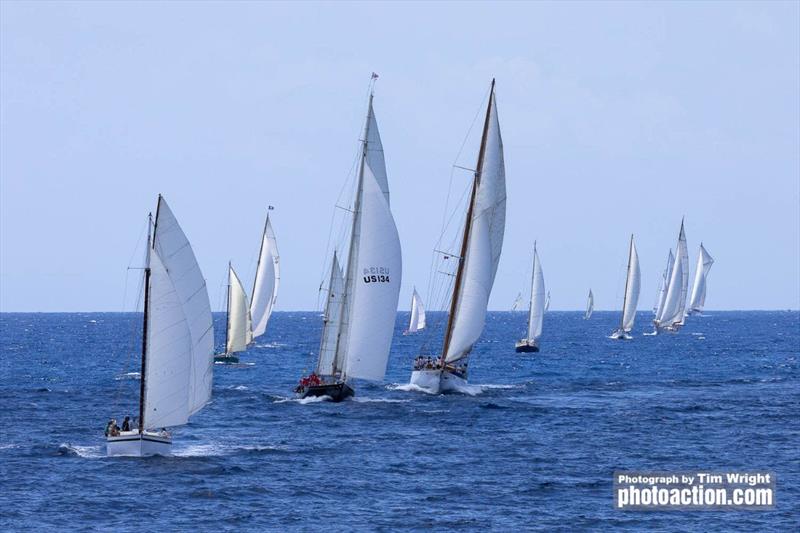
[442,80,506,364]
[142,196,214,430]
[653,249,674,316]
[318,92,402,382]
[225,264,252,354]
[407,288,426,333]
[686,243,714,315]
[619,236,641,333]
[525,243,545,342]
[655,220,689,330]
[585,289,594,320]
[250,214,279,340]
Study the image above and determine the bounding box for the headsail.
[656,220,689,329]
[585,289,594,320]
[250,214,280,340]
[443,81,506,364]
[526,244,545,342]
[653,249,674,316]
[620,236,641,333]
[142,196,214,429]
[225,264,252,354]
[317,253,345,376]
[686,244,714,315]
[407,288,426,333]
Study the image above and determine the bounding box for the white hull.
[609,329,633,340]
[106,430,171,457]
[409,369,468,394]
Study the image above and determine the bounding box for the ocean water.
[1,310,798,531]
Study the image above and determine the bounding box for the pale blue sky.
[1,1,798,312]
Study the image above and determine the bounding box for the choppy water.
[1,311,798,531]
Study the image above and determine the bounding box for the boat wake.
[115,371,140,381]
[255,342,286,349]
[273,395,331,404]
[388,383,437,395]
[173,443,289,457]
[57,443,104,458]
[351,397,411,404]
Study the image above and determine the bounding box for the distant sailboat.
[214,263,253,364]
[405,288,426,334]
[296,85,402,402]
[652,249,674,316]
[106,196,214,456]
[410,80,506,393]
[250,212,280,341]
[610,235,641,339]
[653,220,689,333]
[511,292,524,311]
[686,244,714,316]
[585,289,594,320]
[515,242,544,353]
[544,291,551,312]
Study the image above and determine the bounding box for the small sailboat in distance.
[653,219,689,333]
[296,82,402,402]
[511,292,524,311]
[515,242,545,353]
[686,243,714,316]
[404,287,426,334]
[250,212,280,341]
[410,79,506,393]
[610,235,641,340]
[544,291,551,312]
[214,263,252,363]
[584,289,594,320]
[106,196,214,456]
[652,249,674,315]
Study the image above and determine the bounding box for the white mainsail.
[325,94,402,382]
[686,243,714,315]
[619,236,641,333]
[525,244,545,342]
[443,82,506,364]
[653,249,674,316]
[585,289,594,320]
[225,264,252,354]
[317,253,345,376]
[544,291,551,312]
[655,220,689,329]
[143,196,214,429]
[250,214,279,340]
[407,288,426,333]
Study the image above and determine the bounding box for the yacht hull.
[515,339,539,353]
[106,431,171,457]
[300,382,354,402]
[409,369,468,394]
[214,353,240,364]
[609,329,633,340]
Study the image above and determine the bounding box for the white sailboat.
[544,291,551,312]
[250,212,280,340]
[515,242,544,353]
[585,289,594,320]
[511,292,524,311]
[610,235,641,339]
[686,243,714,316]
[410,80,506,393]
[106,196,214,456]
[296,84,402,402]
[404,287,426,334]
[652,249,674,316]
[214,263,252,363]
[653,220,689,333]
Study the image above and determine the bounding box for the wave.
[115,371,140,381]
[388,383,437,395]
[255,342,286,349]
[273,395,331,404]
[57,443,104,458]
[351,397,411,404]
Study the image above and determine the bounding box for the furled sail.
[444,83,506,363]
[686,244,714,315]
[317,253,345,376]
[585,289,594,319]
[408,288,426,333]
[250,215,280,340]
[526,244,545,341]
[620,236,641,332]
[226,264,252,354]
[653,249,674,316]
[143,196,214,429]
[656,221,689,329]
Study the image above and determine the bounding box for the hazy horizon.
[2,1,799,313]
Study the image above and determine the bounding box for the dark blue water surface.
[1,311,798,531]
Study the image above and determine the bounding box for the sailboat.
[214,263,252,364]
[544,291,551,312]
[404,287,426,334]
[652,220,689,333]
[686,244,714,316]
[296,84,402,402]
[250,212,280,340]
[610,235,641,339]
[511,292,524,311]
[515,242,544,353]
[106,196,214,456]
[652,249,674,316]
[584,289,594,320]
[410,80,506,393]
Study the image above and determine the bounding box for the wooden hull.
[300,382,354,402]
[515,340,539,353]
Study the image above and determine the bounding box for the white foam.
[389,383,437,395]
[58,443,104,458]
[273,395,331,404]
[351,397,411,404]
[115,371,140,381]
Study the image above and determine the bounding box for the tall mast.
[620,234,633,330]
[224,262,232,354]
[138,210,154,433]
[441,79,495,365]
[335,88,374,381]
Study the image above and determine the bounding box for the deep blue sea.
[1,311,798,531]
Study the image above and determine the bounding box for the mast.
[441,79,495,365]
[138,211,154,434]
[620,234,633,330]
[224,262,231,354]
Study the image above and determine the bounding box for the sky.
[1,1,798,312]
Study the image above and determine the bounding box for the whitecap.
[58,443,104,458]
[351,397,411,403]
[388,383,437,395]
